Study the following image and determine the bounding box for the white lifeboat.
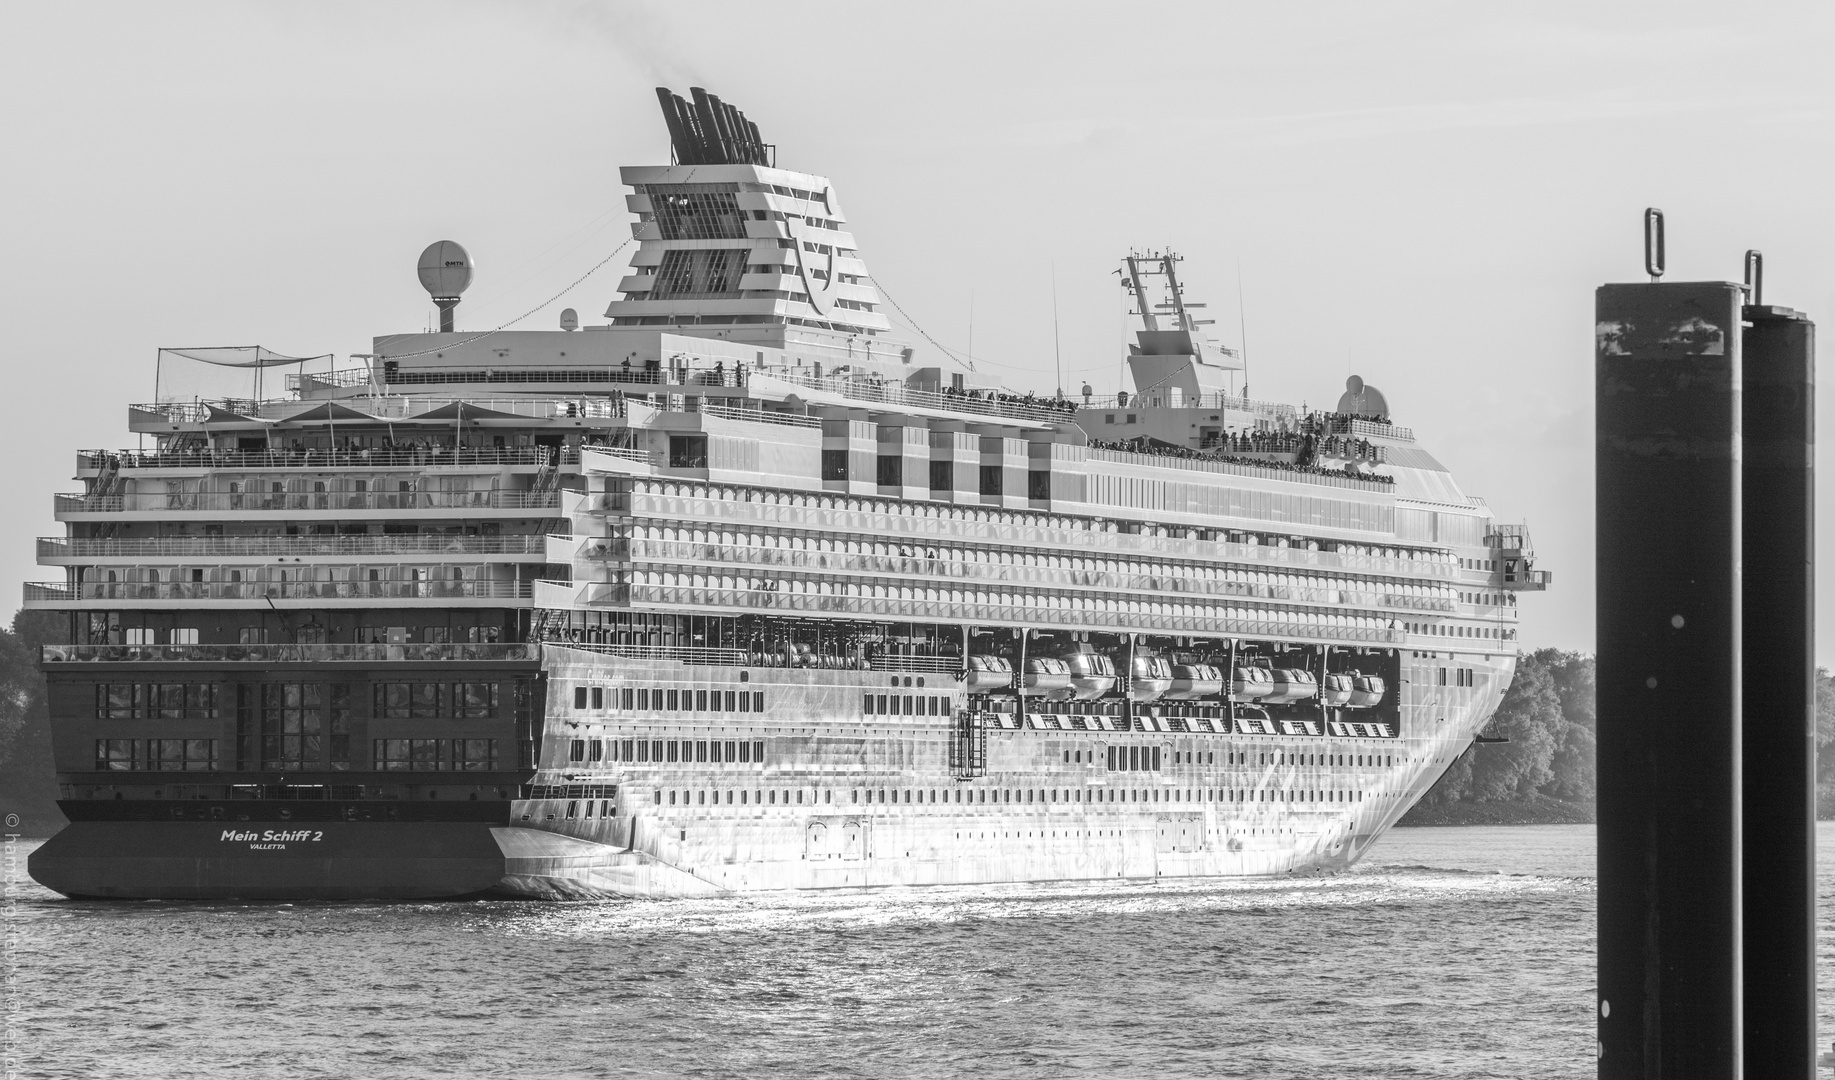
[1347,673,1386,709]
[1319,673,1355,708]
[964,655,1014,691]
[1166,663,1225,700]
[1127,655,1174,702]
[1266,668,1319,705]
[1063,651,1118,700]
[1229,665,1275,703]
[1021,657,1074,698]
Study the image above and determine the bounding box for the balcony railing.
[130,395,625,424]
[80,446,569,471]
[1086,448,1392,492]
[42,642,540,663]
[38,535,548,559]
[1078,391,1299,422]
[761,370,1081,425]
[55,490,560,514]
[28,580,534,603]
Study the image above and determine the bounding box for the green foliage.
[0,609,64,834]
[1418,648,1595,808]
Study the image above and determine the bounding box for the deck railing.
[79,446,568,471]
[37,535,548,559]
[1085,448,1393,492]
[763,370,1081,425]
[55,490,560,514]
[41,642,540,663]
[130,395,625,424]
[28,580,534,603]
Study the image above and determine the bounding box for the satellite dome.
[417,241,473,299]
[560,308,579,331]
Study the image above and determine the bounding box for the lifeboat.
[1127,655,1174,702]
[1062,651,1118,700]
[1347,673,1386,709]
[1319,673,1355,708]
[1229,665,1275,703]
[1165,663,1225,700]
[964,655,1014,691]
[1265,668,1319,705]
[1021,657,1074,698]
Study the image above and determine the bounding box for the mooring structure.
[1595,212,1816,1078]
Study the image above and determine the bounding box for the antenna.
[1236,258,1252,400]
[1051,264,1062,397]
[1743,250,1763,306]
[417,240,474,333]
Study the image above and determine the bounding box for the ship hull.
[493,648,1501,900]
[30,813,510,901]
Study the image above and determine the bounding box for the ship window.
[374,739,441,771]
[667,690,680,711]
[452,683,499,718]
[724,690,736,711]
[94,733,137,766]
[591,687,604,710]
[864,694,875,715]
[754,692,765,712]
[667,741,679,763]
[589,739,603,762]
[148,738,218,771]
[725,740,737,761]
[738,692,750,713]
[696,740,708,762]
[637,741,650,763]
[569,740,586,762]
[696,690,708,712]
[621,740,635,760]
[452,739,497,770]
[651,740,664,761]
[376,682,441,719]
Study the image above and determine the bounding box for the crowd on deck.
[935,384,1080,417]
[1089,435,1396,485]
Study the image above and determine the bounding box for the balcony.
[25,579,534,607]
[79,446,569,473]
[37,535,548,561]
[42,642,540,664]
[54,490,560,516]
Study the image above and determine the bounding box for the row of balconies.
[602,484,1463,582]
[533,579,1420,648]
[78,445,570,475]
[37,534,548,562]
[41,642,540,663]
[585,538,1459,614]
[55,489,559,517]
[25,578,534,608]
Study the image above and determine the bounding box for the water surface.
[2,822,1801,1079]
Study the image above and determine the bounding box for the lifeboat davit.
[1319,673,1355,708]
[1021,657,1074,698]
[1229,665,1275,703]
[964,655,1014,691]
[1265,668,1319,705]
[1127,656,1174,702]
[1347,673,1386,709]
[1165,663,1225,700]
[1063,651,1117,700]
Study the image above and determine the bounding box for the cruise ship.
[26,87,1548,900]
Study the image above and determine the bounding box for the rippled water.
[0,822,1814,1079]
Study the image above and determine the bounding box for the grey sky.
[3,1,1832,660]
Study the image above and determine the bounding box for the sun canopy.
[409,401,530,422]
[158,346,332,369]
[276,402,382,425]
